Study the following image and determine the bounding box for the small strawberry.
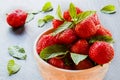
[6,9,28,28]
[48,58,64,68]
[57,28,77,44]
[91,13,100,26]
[71,39,89,55]
[75,16,99,39]
[52,19,64,29]
[95,25,112,37]
[36,34,58,54]
[75,58,94,70]
[63,7,82,21]
[89,41,114,64]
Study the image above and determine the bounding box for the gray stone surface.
[0,0,120,80]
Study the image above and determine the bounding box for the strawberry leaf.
[69,3,77,21]
[57,5,64,20]
[40,44,68,60]
[52,21,72,35]
[7,60,21,76]
[26,13,34,23]
[43,15,54,22]
[101,4,116,14]
[8,46,27,60]
[70,53,88,65]
[42,2,53,12]
[38,19,46,27]
[89,35,114,43]
[75,11,96,24]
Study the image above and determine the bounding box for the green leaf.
[42,2,53,12]
[7,59,21,76]
[75,11,96,24]
[52,21,72,35]
[71,53,88,65]
[38,19,46,27]
[40,44,68,60]
[89,35,114,43]
[101,5,116,14]
[28,10,40,15]
[69,3,77,21]
[43,15,54,22]
[8,46,27,60]
[57,5,64,20]
[26,13,34,23]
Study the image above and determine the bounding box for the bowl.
[33,28,109,80]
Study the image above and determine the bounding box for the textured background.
[0,0,120,80]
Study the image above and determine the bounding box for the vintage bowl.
[33,28,109,80]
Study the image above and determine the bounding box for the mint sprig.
[101,4,116,14]
[57,5,64,20]
[42,2,53,12]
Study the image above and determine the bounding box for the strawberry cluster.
[36,3,114,70]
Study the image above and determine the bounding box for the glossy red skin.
[71,39,89,55]
[36,34,58,54]
[75,58,94,70]
[52,19,64,29]
[48,58,64,68]
[91,14,100,26]
[95,25,112,37]
[7,9,27,28]
[63,7,82,21]
[58,29,77,44]
[75,17,99,39]
[89,41,114,64]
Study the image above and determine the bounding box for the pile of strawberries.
[36,5,114,70]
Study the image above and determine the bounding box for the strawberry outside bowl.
[33,28,109,80]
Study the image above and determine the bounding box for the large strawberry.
[63,7,82,21]
[71,39,89,55]
[6,9,28,28]
[52,19,64,29]
[89,41,114,64]
[36,34,58,54]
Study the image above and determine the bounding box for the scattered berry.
[71,39,89,55]
[52,19,64,29]
[89,41,114,64]
[48,58,64,68]
[6,9,28,28]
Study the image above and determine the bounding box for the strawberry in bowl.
[34,3,114,80]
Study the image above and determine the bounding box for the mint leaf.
[52,21,72,35]
[57,5,64,20]
[42,2,53,12]
[40,44,68,60]
[38,19,46,27]
[7,60,21,76]
[8,46,27,60]
[89,35,114,43]
[76,11,96,24]
[101,5,116,14]
[26,13,34,23]
[43,15,54,22]
[70,53,88,65]
[69,3,77,21]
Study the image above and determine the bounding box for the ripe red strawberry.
[48,58,64,68]
[52,19,64,29]
[75,16,99,39]
[36,34,58,54]
[89,41,114,64]
[63,7,82,21]
[75,58,94,70]
[91,13,100,26]
[95,25,112,37]
[6,9,28,28]
[71,39,89,55]
[57,29,77,44]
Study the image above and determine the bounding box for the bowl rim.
[33,28,109,73]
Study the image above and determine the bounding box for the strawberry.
[36,34,58,54]
[71,39,89,55]
[57,28,77,44]
[52,19,64,29]
[95,25,112,37]
[75,58,94,70]
[63,7,82,21]
[6,9,28,28]
[91,13,100,26]
[89,41,114,64]
[75,16,99,39]
[48,58,64,68]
